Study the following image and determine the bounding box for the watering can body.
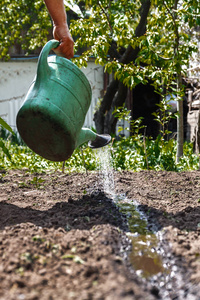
[16,40,100,162]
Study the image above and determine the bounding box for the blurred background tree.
[0,0,52,59]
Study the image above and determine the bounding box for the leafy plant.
[29,176,45,188]
[0,117,14,134]
[152,96,177,139]
[113,105,145,138]
[111,136,199,172]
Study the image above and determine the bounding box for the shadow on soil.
[0,192,129,232]
[139,204,200,232]
[1,191,200,234]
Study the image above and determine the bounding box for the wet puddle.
[115,196,167,278]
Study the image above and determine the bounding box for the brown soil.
[0,169,200,299]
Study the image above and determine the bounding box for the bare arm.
[44,0,74,58]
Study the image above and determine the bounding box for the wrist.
[53,21,69,30]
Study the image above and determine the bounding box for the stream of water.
[95,146,196,299]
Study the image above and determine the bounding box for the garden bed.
[0,169,200,299]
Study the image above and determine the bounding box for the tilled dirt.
[0,169,200,299]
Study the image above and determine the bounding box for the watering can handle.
[36,39,60,85]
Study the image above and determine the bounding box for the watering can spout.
[77,128,96,147]
[77,128,111,149]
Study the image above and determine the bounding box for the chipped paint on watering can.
[16,40,98,162]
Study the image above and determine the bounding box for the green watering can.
[16,40,111,161]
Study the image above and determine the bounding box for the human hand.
[53,24,74,59]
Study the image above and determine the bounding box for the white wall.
[0,58,104,132]
[0,60,37,130]
[80,61,104,128]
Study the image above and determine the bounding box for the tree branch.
[120,0,151,64]
[98,1,113,33]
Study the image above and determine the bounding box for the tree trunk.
[94,79,119,133]
[176,74,184,162]
[94,0,151,134]
[173,0,184,161]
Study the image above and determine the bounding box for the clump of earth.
[0,169,200,299]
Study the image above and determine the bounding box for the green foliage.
[0,117,14,134]
[0,137,198,173]
[1,0,199,102]
[111,95,198,171]
[0,139,12,162]
[152,96,176,138]
[113,105,132,124]
[0,126,24,145]
[0,107,198,173]
[111,135,199,172]
[113,105,146,136]
[1,0,199,85]
[0,140,97,173]
[0,118,16,163]
[69,0,199,90]
[0,0,51,59]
